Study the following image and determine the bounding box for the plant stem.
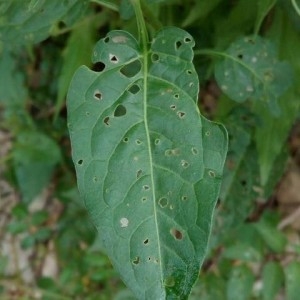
[90,0,119,11]
[130,0,149,48]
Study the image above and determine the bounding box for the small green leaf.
[285,262,300,300]
[21,235,36,249]
[262,261,283,300]
[254,218,287,253]
[215,36,293,115]
[7,221,27,235]
[13,131,61,203]
[226,265,254,300]
[67,27,228,298]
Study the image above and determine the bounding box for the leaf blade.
[67,27,227,298]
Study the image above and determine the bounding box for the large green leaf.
[67,27,227,298]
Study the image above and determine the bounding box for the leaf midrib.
[142,45,164,290]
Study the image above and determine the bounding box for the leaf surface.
[214,35,293,115]
[67,27,227,299]
[0,0,88,46]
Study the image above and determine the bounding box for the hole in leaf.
[205,131,210,136]
[123,137,129,142]
[120,60,141,77]
[128,84,140,94]
[237,53,243,59]
[155,139,160,145]
[181,195,188,201]
[109,54,118,63]
[186,70,193,75]
[114,105,126,117]
[164,276,175,287]
[170,228,183,240]
[120,217,129,228]
[136,169,142,179]
[184,37,192,43]
[94,90,102,100]
[103,116,110,126]
[208,170,216,178]
[158,197,168,208]
[152,53,159,62]
[165,148,180,156]
[57,21,66,30]
[143,239,149,245]
[170,104,176,110]
[175,40,182,50]
[135,139,142,145]
[177,111,186,119]
[77,159,83,165]
[93,176,98,182]
[174,93,179,99]
[191,147,198,155]
[92,61,105,72]
[132,257,140,265]
[141,197,147,202]
[104,36,110,43]
[181,160,189,168]
[143,185,150,191]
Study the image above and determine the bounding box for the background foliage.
[1,0,300,299]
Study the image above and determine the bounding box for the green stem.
[254,0,276,36]
[291,0,300,16]
[130,0,149,47]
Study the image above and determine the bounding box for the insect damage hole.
[128,84,140,94]
[136,169,142,179]
[184,37,192,43]
[94,90,102,100]
[120,217,129,228]
[109,54,118,63]
[77,159,83,165]
[120,60,141,78]
[177,111,186,119]
[143,185,150,191]
[181,160,190,168]
[152,53,159,62]
[175,40,182,50]
[158,197,168,208]
[170,228,183,240]
[143,238,149,245]
[103,116,110,126]
[92,61,105,72]
[114,104,126,117]
[132,257,140,265]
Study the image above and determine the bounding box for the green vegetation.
[1,0,300,299]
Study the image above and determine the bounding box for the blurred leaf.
[254,9,300,186]
[215,35,293,115]
[226,265,254,300]
[7,221,27,235]
[11,203,28,219]
[285,262,300,300]
[254,218,287,253]
[55,17,97,119]
[33,228,52,241]
[0,0,89,46]
[21,235,36,249]
[31,211,49,226]
[182,0,222,27]
[13,131,61,203]
[262,261,284,300]
[67,27,227,298]
[222,243,261,262]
